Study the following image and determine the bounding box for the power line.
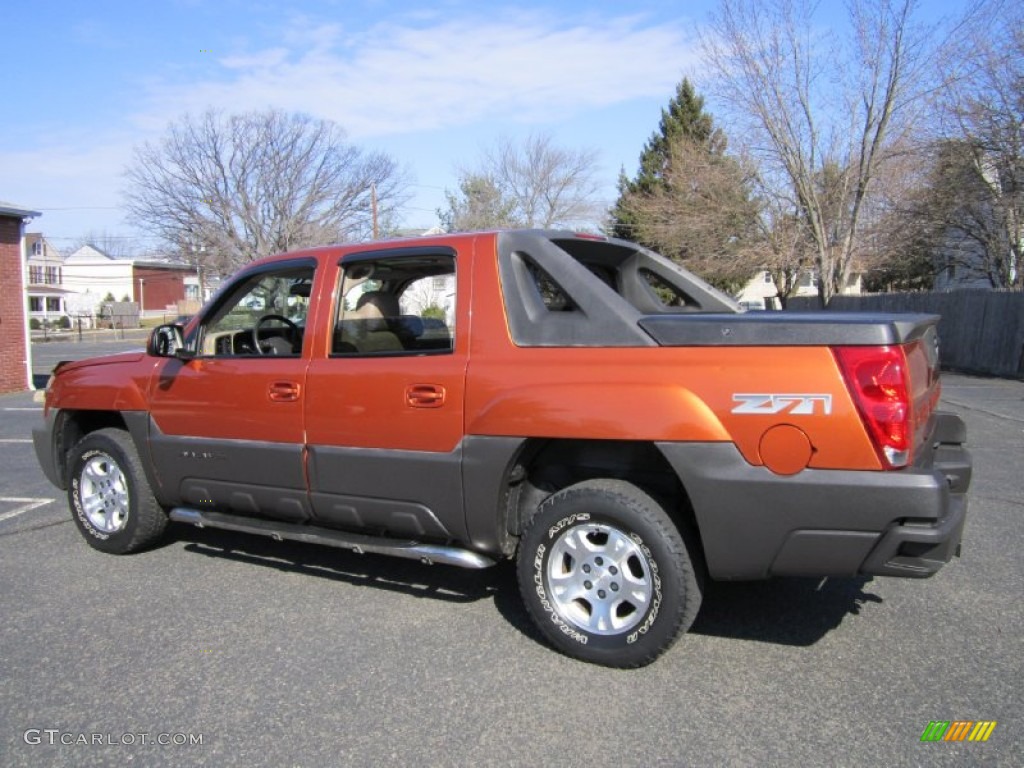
[35,206,122,211]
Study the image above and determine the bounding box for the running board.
[168,507,496,569]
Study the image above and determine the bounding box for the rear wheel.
[517,479,702,668]
[67,428,167,554]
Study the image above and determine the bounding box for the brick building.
[63,245,199,317]
[0,201,41,393]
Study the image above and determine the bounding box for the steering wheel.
[252,314,300,355]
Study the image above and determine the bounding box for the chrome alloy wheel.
[78,453,130,533]
[546,522,653,635]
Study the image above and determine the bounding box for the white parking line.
[0,498,54,522]
[2,407,42,411]
[0,439,33,443]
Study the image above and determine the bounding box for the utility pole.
[371,183,379,240]
[189,239,206,303]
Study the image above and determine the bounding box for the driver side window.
[199,265,315,357]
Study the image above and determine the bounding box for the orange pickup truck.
[33,230,971,667]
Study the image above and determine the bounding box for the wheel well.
[506,439,703,558]
[54,410,129,484]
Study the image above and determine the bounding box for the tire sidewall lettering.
[625,533,662,645]
[533,510,665,649]
[546,511,590,541]
[532,541,589,645]
[70,447,123,541]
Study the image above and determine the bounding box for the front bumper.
[32,408,64,490]
[656,412,971,580]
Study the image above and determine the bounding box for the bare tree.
[931,3,1023,288]
[439,174,518,232]
[441,133,603,231]
[703,0,934,305]
[123,109,408,275]
[67,231,141,260]
[616,131,762,292]
[856,139,940,292]
[755,192,816,307]
[923,140,1023,288]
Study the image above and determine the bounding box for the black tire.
[66,428,168,554]
[517,479,702,668]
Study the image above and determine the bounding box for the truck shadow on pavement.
[173,524,883,649]
[175,524,509,604]
[690,578,883,646]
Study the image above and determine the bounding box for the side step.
[168,507,496,569]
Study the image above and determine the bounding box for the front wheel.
[67,428,168,554]
[517,479,702,667]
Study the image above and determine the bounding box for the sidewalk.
[30,327,151,344]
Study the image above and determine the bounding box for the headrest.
[353,291,399,319]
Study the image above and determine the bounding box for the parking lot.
[1,339,1021,766]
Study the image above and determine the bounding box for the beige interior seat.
[340,291,403,353]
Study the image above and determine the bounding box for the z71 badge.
[731,393,832,416]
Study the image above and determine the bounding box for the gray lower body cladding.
[37,408,970,580]
[656,411,971,580]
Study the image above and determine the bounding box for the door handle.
[406,384,446,408]
[268,381,301,402]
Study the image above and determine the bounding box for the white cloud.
[4,10,704,238]
[134,12,702,138]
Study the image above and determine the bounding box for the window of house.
[333,252,455,356]
[29,266,43,284]
[46,297,62,312]
[31,241,42,256]
[45,266,58,285]
[29,297,42,312]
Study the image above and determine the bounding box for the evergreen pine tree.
[608,78,760,293]
[610,79,725,240]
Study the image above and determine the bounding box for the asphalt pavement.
[0,348,1021,766]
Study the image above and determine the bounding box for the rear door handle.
[268,381,301,402]
[406,384,446,408]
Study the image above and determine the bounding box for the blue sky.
[1,0,968,253]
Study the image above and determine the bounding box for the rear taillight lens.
[833,345,913,469]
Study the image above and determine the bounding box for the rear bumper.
[861,412,970,577]
[656,412,971,580]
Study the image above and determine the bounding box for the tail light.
[833,345,913,469]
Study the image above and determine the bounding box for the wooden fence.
[787,291,1024,378]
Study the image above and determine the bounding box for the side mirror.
[148,324,193,359]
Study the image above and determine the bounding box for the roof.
[65,246,112,264]
[64,245,197,273]
[133,260,197,272]
[0,200,42,219]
